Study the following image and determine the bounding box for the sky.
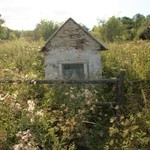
[0,0,150,30]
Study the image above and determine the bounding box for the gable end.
[41,18,107,52]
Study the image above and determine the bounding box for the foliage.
[101,16,123,42]
[80,23,89,32]
[0,39,150,149]
[136,16,150,40]
[1,13,150,42]
[0,39,44,80]
[0,15,20,40]
[102,41,150,80]
[33,20,60,41]
[104,110,150,150]
[0,14,5,26]
[91,14,150,42]
[0,15,60,41]
[133,13,145,29]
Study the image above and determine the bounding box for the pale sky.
[0,0,150,30]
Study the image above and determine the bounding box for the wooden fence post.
[116,70,125,116]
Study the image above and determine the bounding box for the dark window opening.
[62,63,84,80]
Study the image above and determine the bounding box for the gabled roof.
[41,18,107,52]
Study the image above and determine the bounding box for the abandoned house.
[41,18,107,80]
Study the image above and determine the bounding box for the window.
[62,63,85,80]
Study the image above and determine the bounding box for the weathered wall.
[44,19,103,80]
[45,19,102,51]
[44,48,102,80]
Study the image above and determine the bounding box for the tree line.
[0,13,150,42]
[92,14,150,42]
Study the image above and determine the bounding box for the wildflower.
[0,93,9,101]
[0,94,3,101]
[13,92,18,99]
[30,117,35,124]
[84,89,94,100]
[16,131,22,137]
[31,80,36,85]
[13,130,37,150]
[36,109,44,117]
[15,103,22,110]
[3,69,10,72]
[27,100,35,113]
[70,93,76,99]
[13,143,23,150]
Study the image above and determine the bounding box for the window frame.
[59,62,89,80]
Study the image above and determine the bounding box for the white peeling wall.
[44,48,102,80]
[43,19,104,80]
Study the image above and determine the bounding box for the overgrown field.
[102,40,150,80]
[0,39,150,149]
[0,39,44,80]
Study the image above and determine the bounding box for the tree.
[99,16,123,42]
[0,14,6,39]
[136,15,150,40]
[120,17,134,29]
[80,23,89,32]
[91,19,105,41]
[119,16,135,40]
[91,17,124,42]
[91,25,102,40]
[0,14,5,26]
[33,20,60,41]
[133,13,145,29]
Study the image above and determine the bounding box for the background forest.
[0,13,150,42]
[0,13,150,150]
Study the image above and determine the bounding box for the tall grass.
[0,39,150,149]
[0,38,44,80]
[102,40,150,80]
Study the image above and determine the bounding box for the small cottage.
[41,18,107,80]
